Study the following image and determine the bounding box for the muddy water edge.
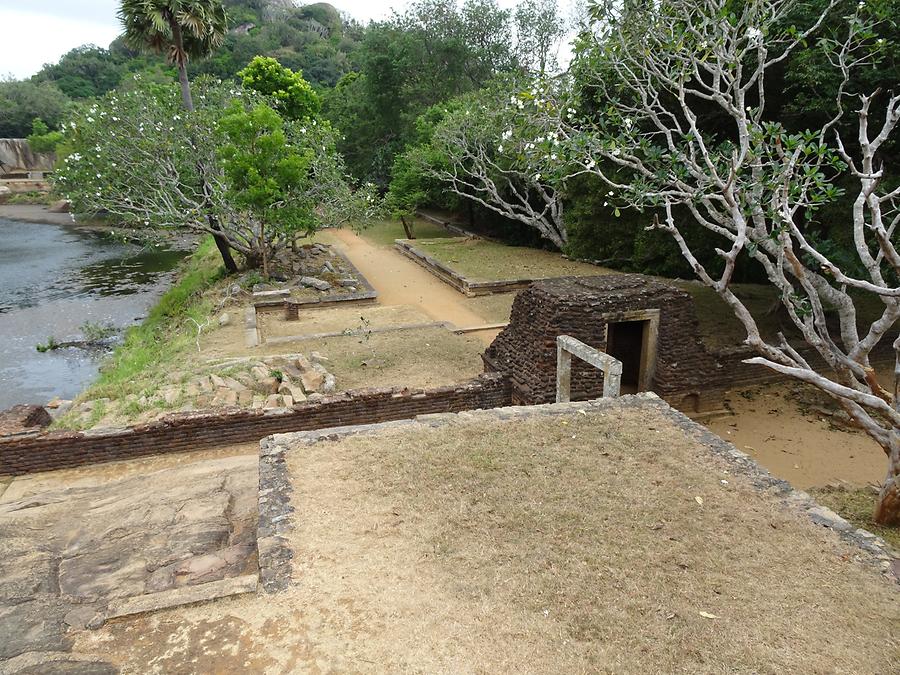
[0,212,185,409]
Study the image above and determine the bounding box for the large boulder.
[0,185,10,204]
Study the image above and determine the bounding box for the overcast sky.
[1,0,572,80]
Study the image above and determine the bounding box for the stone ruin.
[483,274,731,412]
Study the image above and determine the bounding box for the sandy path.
[318,228,497,342]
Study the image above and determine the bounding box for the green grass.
[56,237,225,424]
[2,191,54,205]
[356,218,455,247]
[809,486,900,551]
[412,237,610,282]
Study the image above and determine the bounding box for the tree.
[0,79,70,138]
[238,56,321,121]
[118,0,228,111]
[53,78,378,273]
[543,0,900,523]
[33,45,126,100]
[323,0,522,185]
[514,0,567,75]
[403,84,584,249]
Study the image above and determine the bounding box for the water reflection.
[0,218,185,408]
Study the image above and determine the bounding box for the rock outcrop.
[0,139,55,176]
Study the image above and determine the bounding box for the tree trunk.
[874,431,900,526]
[400,215,415,239]
[208,217,239,273]
[169,19,195,112]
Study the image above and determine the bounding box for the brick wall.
[0,374,511,476]
[484,275,725,407]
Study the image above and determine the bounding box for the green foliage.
[86,237,224,399]
[217,101,317,235]
[238,56,321,120]
[33,45,125,99]
[118,0,229,64]
[0,79,70,138]
[27,118,64,153]
[35,337,60,353]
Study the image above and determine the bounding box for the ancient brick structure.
[0,404,52,437]
[0,375,510,476]
[483,274,731,410]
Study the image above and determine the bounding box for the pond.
[0,217,184,409]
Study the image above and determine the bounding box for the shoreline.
[0,203,108,231]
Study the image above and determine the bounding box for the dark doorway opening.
[606,320,646,391]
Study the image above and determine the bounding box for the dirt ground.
[257,303,438,339]
[76,405,899,673]
[317,228,502,335]
[706,382,887,489]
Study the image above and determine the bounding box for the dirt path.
[318,228,498,343]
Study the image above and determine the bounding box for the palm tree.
[118,0,228,111]
[118,0,238,272]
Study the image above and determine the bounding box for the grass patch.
[356,218,454,247]
[413,237,609,282]
[466,293,516,324]
[810,486,900,551]
[278,407,900,672]
[289,326,485,391]
[2,191,54,205]
[54,237,225,426]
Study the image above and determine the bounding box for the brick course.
[0,374,511,476]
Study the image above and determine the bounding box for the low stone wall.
[0,374,511,476]
[394,239,535,297]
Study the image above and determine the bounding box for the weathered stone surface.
[106,574,258,620]
[0,455,259,670]
[300,369,325,393]
[298,276,332,291]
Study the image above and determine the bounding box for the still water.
[0,217,184,409]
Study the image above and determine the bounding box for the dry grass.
[274,408,898,672]
[414,237,611,282]
[273,326,486,391]
[78,405,899,673]
[356,218,454,247]
[258,304,435,340]
[466,292,517,324]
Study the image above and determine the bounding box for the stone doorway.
[603,309,659,393]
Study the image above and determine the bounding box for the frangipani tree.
[401,84,586,249]
[54,77,378,273]
[531,0,900,523]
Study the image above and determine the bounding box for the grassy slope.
[55,237,225,426]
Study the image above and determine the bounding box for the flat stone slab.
[0,454,260,670]
[107,574,258,620]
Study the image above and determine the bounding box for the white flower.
[586,158,596,169]
[624,117,633,129]
[611,148,622,157]
[550,153,557,160]
[608,191,614,196]
[498,145,504,153]
[86,116,94,123]
[96,173,101,178]
[502,129,512,140]
[534,173,541,181]
[747,27,762,42]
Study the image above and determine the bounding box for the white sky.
[0,1,575,80]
